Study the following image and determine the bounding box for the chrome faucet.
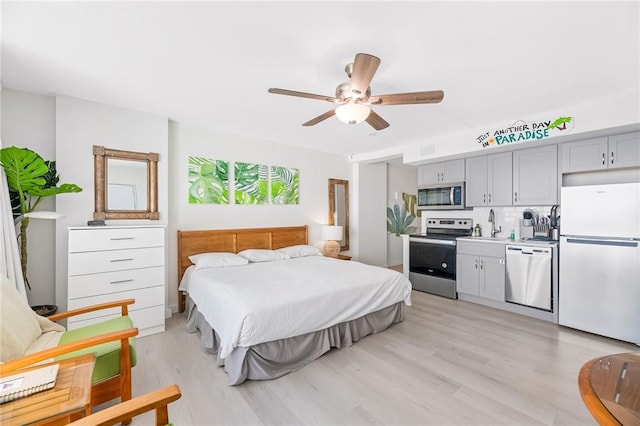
[488,208,502,238]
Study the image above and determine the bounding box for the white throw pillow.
[276,244,323,258]
[237,249,290,263]
[189,252,249,271]
[0,276,42,362]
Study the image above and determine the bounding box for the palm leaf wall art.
[270,166,299,205]
[188,156,229,204]
[234,162,268,205]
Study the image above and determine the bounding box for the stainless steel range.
[409,218,473,299]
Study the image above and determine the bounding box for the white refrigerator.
[559,182,640,344]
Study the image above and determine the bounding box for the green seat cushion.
[55,315,137,384]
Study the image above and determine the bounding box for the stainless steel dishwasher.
[505,244,552,311]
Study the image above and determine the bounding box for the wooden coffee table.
[0,353,95,426]
[579,352,640,425]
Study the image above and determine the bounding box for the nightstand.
[336,254,352,261]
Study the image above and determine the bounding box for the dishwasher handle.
[506,245,552,256]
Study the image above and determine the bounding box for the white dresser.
[67,225,166,337]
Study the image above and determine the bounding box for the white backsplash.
[420,205,557,240]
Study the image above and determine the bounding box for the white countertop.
[457,236,558,247]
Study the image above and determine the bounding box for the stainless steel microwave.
[417,182,465,210]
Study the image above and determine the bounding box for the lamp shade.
[322,225,343,241]
[335,103,370,124]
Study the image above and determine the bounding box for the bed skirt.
[184,296,404,385]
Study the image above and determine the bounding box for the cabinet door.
[418,164,441,185]
[441,159,465,183]
[513,145,558,205]
[480,256,506,301]
[487,152,512,206]
[456,253,480,296]
[560,137,608,173]
[609,132,640,169]
[465,156,488,206]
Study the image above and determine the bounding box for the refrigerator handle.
[566,238,639,248]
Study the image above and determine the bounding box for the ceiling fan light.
[335,103,370,125]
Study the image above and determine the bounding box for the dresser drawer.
[67,305,165,337]
[69,227,164,253]
[68,247,164,276]
[67,286,164,325]
[68,266,164,299]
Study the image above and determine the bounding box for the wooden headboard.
[177,225,308,312]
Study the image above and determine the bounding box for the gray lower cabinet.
[513,145,558,205]
[560,132,640,173]
[456,241,505,301]
[465,152,512,206]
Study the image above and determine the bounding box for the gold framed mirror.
[93,145,159,220]
[328,178,349,251]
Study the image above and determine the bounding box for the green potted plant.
[0,146,82,314]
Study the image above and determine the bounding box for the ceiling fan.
[268,53,444,131]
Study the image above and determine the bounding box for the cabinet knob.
[514,192,518,202]
[474,259,478,269]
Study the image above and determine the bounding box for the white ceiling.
[2,1,638,161]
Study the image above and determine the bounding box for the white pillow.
[237,249,290,263]
[189,252,248,270]
[276,244,323,258]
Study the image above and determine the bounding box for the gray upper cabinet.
[513,145,558,205]
[609,132,640,169]
[560,132,640,173]
[418,159,465,185]
[465,152,512,206]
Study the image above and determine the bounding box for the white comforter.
[179,256,412,359]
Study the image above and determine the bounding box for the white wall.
[355,162,387,267]
[386,161,418,267]
[55,95,169,311]
[167,121,352,312]
[352,92,640,164]
[0,89,56,305]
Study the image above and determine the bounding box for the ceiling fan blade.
[268,88,338,103]
[302,109,336,126]
[369,90,444,106]
[365,110,390,131]
[350,53,381,98]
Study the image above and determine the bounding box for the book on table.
[0,364,59,403]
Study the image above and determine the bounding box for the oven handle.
[409,238,456,246]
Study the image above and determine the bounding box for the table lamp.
[321,225,343,257]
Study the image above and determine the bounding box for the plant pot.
[31,304,58,317]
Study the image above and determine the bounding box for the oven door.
[409,239,457,280]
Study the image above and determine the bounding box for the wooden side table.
[578,352,640,425]
[0,353,95,426]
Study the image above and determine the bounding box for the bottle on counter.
[474,224,482,237]
[510,229,515,241]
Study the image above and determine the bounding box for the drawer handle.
[110,237,135,241]
[110,258,134,262]
[110,279,134,284]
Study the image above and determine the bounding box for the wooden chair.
[1,278,139,419]
[70,384,182,426]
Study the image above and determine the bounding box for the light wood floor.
[130,290,636,425]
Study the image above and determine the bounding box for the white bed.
[177,226,412,385]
